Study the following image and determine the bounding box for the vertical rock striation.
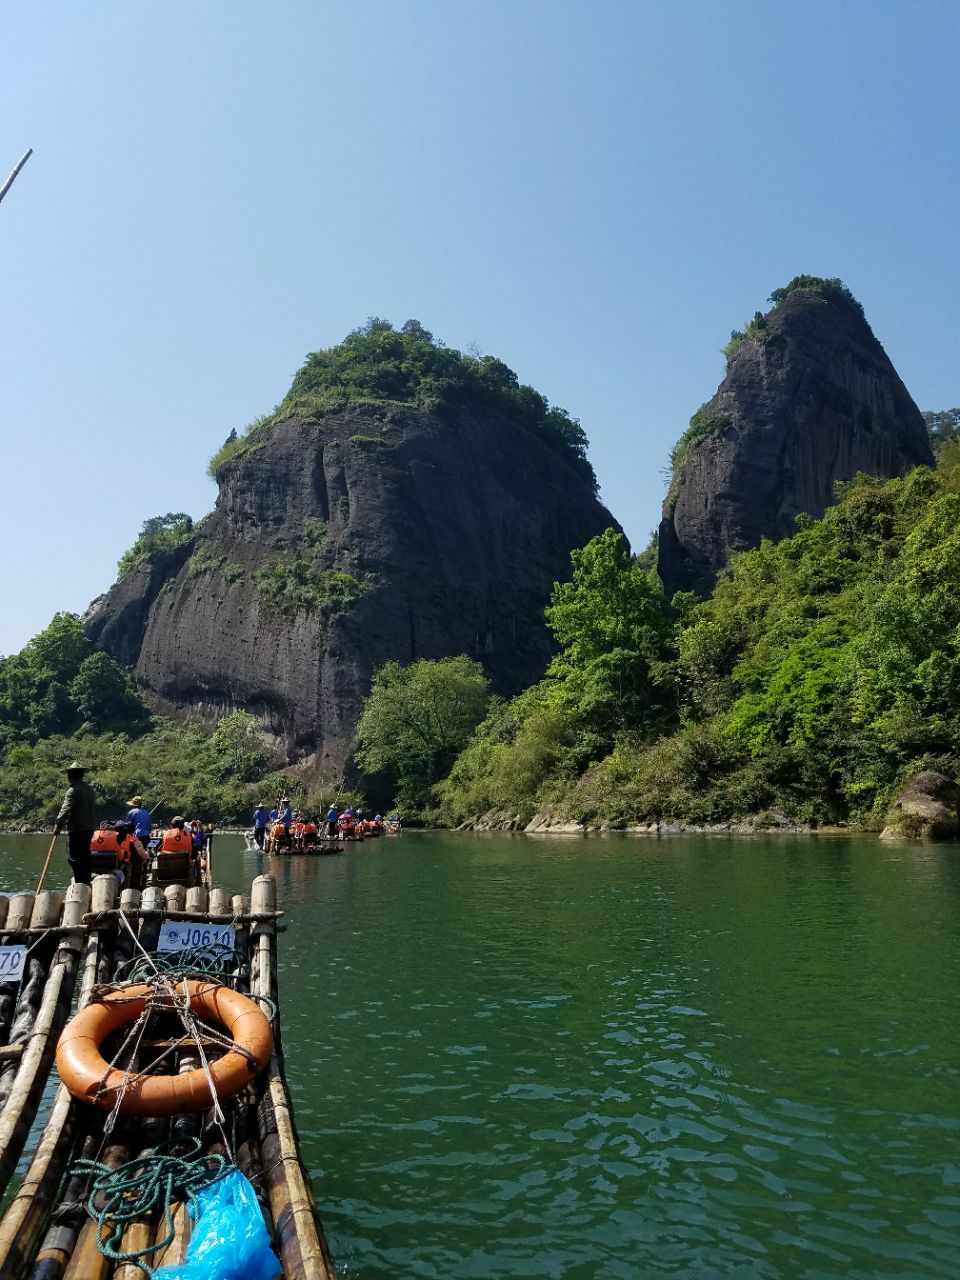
[658,284,933,596]
[85,404,617,775]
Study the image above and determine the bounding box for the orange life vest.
[90,827,121,854]
[272,822,285,839]
[293,822,306,836]
[303,822,317,835]
[161,828,192,854]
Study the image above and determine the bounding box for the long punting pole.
[34,834,58,896]
[0,149,32,207]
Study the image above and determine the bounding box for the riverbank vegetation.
[0,616,336,826]
[432,444,960,830]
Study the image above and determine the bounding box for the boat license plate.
[0,945,27,985]
[157,922,235,952]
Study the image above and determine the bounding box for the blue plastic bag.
[153,1168,280,1280]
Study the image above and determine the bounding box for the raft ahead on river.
[0,873,337,1279]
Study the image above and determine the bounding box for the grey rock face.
[85,404,617,776]
[658,289,933,595]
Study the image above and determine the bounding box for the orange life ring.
[56,979,273,1116]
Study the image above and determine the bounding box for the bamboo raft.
[0,873,336,1280]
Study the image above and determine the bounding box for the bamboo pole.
[27,1127,100,1280]
[0,891,63,1104]
[208,886,231,918]
[34,833,59,896]
[0,148,32,207]
[151,1043,203,1268]
[252,876,337,1279]
[111,1118,166,1280]
[137,886,165,953]
[0,892,37,1044]
[164,884,188,913]
[61,1126,129,1280]
[185,885,208,915]
[0,879,113,1278]
[5,893,35,931]
[0,891,63,1069]
[0,888,79,1197]
[82,906,284,925]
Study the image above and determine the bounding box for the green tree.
[70,652,149,733]
[356,656,492,811]
[206,711,269,783]
[117,513,194,578]
[923,408,960,455]
[544,529,673,742]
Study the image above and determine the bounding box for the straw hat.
[127,795,143,806]
[66,761,85,774]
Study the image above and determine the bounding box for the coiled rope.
[115,942,243,985]
[69,1138,228,1276]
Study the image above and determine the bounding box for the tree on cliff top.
[117,513,194,578]
[277,319,596,489]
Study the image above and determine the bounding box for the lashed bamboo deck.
[0,873,336,1280]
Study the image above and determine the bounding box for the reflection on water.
[3,830,960,1278]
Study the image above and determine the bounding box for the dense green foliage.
[0,615,149,748]
[356,656,492,812]
[0,702,351,828]
[768,274,865,319]
[206,321,595,487]
[436,532,673,824]
[0,617,349,826]
[117,513,194,578]
[439,453,960,829]
[206,321,596,487]
[0,710,298,827]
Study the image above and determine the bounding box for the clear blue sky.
[2,1,958,655]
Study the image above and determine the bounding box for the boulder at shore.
[881,771,960,840]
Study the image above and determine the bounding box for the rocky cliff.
[86,393,616,777]
[658,280,933,595]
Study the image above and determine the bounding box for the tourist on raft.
[53,761,95,885]
[90,820,148,889]
[160,816,193,854]
[122,820,149,888]
[252,802,269,848]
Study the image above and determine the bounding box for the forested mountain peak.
[209,318,594,491]
[85,328,615,778]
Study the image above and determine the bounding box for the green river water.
[2,830,960,1279]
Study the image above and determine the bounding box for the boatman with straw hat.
[52,761,95,885]
[125,794,152,843]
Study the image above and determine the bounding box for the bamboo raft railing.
[0,873,336,1280]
